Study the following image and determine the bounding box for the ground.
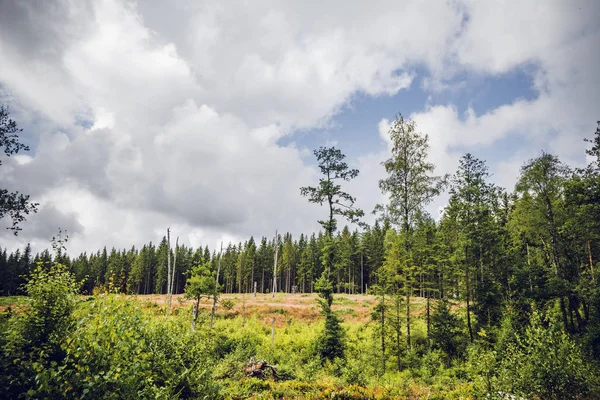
[136,292,441,327]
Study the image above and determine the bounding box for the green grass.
[0,296,28,307]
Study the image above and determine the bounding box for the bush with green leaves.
[34,295,220,399]
[468,307,599,399]
[0,262,79,396]
[501,310,596,399]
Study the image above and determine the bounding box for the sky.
[0,0,599,256]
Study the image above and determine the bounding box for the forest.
[1,107,600,399]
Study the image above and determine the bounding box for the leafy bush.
[0,263,79,396]
[33,295,220,399]
[468,308,599,399]
[221,299,235,310]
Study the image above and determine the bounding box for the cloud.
[411,27,600,190]
[0,0,598,255]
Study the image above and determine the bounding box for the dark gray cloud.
[0,1,94,61]
[0,203,83,242]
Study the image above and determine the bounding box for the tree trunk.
[465,244,473,342]
[210,242,223,329]
[588,240,595,282]
[426,291,430,349]
[272,231,278,297]
[406,282,411,352]
[396,292,401,371]
[361,252,364,294]
[560,296,569,332]
[381,290,386,375]
[191,295,200,331]
[166,228,172,314]
[271,317,275,354]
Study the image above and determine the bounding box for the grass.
[0,292,473,399]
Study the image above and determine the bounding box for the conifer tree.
[376,115,446,351]
[300,146,364,361]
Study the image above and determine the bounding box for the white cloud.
[0,0,598,254]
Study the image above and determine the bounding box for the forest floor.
[0,293,464,328]
[131,292,461,328]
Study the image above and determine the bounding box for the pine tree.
[300,146,364,362]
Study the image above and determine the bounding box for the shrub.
[0,263,79,396]
[468,308,599,399]
[221,299,235,310]
[32,295,220,399]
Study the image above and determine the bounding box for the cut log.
[245,357,278,381]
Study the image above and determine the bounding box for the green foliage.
[0,105,39,234]
[468,308,599,399]
[315,310,345,362]
[3,118,600,398]
[0,262,79,395]
[185,262,216,301]
[376,114,446,231]
[0,266,220,399]
[300,146,364,235]
[221,298,235,310]
[32,295,219,399]
[313,268,346,362]
[23,262,80,346]
[430,299,465,361]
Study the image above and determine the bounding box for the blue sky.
[293,64,542,183]
[0,0,598,254]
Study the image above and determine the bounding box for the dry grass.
[129,293,448,327]
[0,292,463,328]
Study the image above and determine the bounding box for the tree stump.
[245,357,278,381]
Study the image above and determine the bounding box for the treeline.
[1,122,599,343]
[0,224,388,297]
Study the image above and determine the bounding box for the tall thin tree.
[376,115,446,351]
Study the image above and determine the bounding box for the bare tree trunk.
[210,242,223,329]
[251,263,255,296]
[406,282,411,352]
[465,246,473,342]
[272,231,278,298]
[361,252,364,294]
[242,292,246,327]
[169,237,178,309]
[588,240,595,282]
[396,291,401,371]
[426,291,430,349]
[381,290,386,375]
[479,243,484,285]
[191,295,200,331]
[166,228,171,314]
[271,317,275,354]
